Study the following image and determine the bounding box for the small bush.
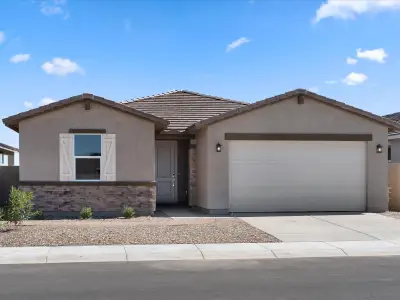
[4,186,35,225]
[122,206,135,219]
[80,207,92,219]
[31,210,44,220]
[0,208,6,230]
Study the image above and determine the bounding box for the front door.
[155,140,177,204]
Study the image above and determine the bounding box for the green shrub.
[0,208,6,230]
[80,207,92,219]
[4,186,35,225]
[31,210,44,220]
[122,206,135,219]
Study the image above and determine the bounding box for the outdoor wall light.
[376,144,383,153]
[216,142,222,153]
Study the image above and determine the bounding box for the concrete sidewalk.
[2,240,400,264]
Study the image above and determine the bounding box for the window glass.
[76,158,100,180]
[74,135,101,157]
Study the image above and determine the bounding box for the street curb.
[1,241,400,264]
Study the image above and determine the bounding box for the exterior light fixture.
[216,143,222,153]
[376,144,383,153]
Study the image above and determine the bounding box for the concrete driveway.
[239,213,400,242]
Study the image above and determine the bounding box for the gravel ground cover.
[0,217,279,247]
[381,211,400,220]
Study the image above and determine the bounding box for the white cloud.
[10,54,31,63]
[325,80,337,84]
[24,101,33,109]
[342,72,368,86]
[308,87,319,93]
[41,5,63,15]
[226,37,250,52]
[356,48,388,63]
[41,58,83,76]
[0,31,4,44]
[313,0,400,23]
[40,0,69,18]
[39,98,55,106]
[346,57,358,65]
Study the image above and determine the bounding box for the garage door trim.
[225,133,373,141]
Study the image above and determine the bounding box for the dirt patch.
[381,211,400,220]
[0,218,280,247]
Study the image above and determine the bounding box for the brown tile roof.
[3,93,169,133]
[384,112,400,123]
[124,90,247,132]
[187,89,400,132]
[0,142,18,152]
[384,112,400,135]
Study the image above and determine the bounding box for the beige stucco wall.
[389,163,400,211]
[196,96,389,212]
[19,102,156,182]
[195,128,208,208]
[389,139,400,163]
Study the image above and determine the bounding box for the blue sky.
[1,0,400,148]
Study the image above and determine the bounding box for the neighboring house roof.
[187,89,400,132]
[3,93,169,132]
[124,90,247,132]
[383,112,400,136]
[383,112,400,138]
[384,112,400,123]
[0,142,18,153]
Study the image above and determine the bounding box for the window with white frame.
[0,153,4,165]
[59,133,116,181]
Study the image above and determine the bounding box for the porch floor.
[157,206,231,219]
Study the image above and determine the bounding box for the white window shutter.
[101,134,116,181]
[59,134,74,181]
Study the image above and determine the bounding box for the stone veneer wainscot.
[19,182,156,217]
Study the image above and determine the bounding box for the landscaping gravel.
[0,218,279,247]
[381,211,400,220]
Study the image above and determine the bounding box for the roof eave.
[2,94,170,132]
[186,89,400,132]
[0,143,19,153]
[2,119,19,133]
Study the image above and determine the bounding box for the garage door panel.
[231,196,363,213]
[229,141,366,212]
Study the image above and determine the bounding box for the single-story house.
[0,143,18,166]
[2,89,400,217]
[383,112,400,162]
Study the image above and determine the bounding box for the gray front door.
[155,140,177,204]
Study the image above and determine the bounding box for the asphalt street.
[1,257,400,299]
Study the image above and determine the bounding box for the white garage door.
[229,141,366,212]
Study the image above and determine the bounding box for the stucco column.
[8,153,15,166]
[188,139,196,207]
